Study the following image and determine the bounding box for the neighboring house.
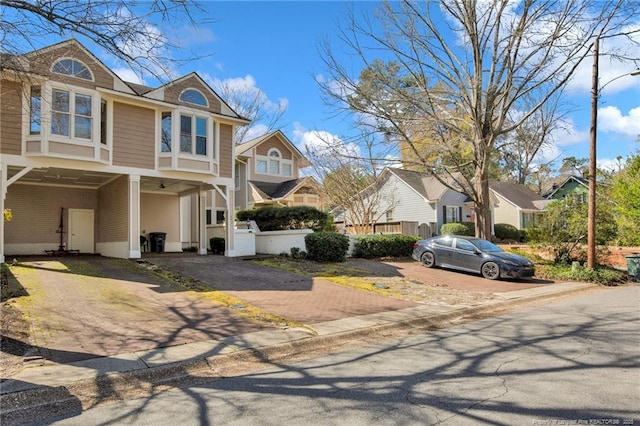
[336,168,471,237]
[0,40,249,262]
[234,130,328,211]
[543,175,589,203]
[487,181,548,230]
[336,168,548,237]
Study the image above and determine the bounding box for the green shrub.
[527,198,617,264]
[494,223,521,241]
[440,222,474,236]
[352,234,420,258]
[304,232,349,262]
[536,263,627,286]
[237,206,334,232]
[290,247,307,259]
[209,237,225,254]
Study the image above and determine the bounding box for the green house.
[544,176,589,203]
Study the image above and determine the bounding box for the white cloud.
[293,122,360,159]
[112,67,143,84]
[203,74,288,117]
[550,118,589,147]
[535,118,589,164]
[598,106,640,137]
[597,158,624,172]
[566,25,640,95]
[242,124,270,142]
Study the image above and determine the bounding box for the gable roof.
[20,39,137,95]
[144,72,249,121]
[11,39,249,124]
[386,168,461,201]
[237,130,311,167]
[489,181,545,210]
[249,176,320,201]
[543,175,588,199]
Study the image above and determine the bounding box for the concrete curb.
[0,281,596,423]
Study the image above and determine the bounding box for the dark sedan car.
[412,235,535,280]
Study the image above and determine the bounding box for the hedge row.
[237,206,334,232]
[352,234,420,258]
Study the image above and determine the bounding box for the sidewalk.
[0,279,595,422]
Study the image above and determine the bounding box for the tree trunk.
[474,151,492,240]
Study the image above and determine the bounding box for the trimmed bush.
[304,232,349,262]
[209,237,225,254]
[352,234,420,258]
[494,223,521,241]
[440,222,474,236]
[237,206,334,232]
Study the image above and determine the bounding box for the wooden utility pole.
[587,37,599,270]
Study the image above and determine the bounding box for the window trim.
[179,88,209,107]
[255,148,294,177]
[51,58,94,81]
[47,84,99,144]
[178,112,210,157]
[30,85,41,135]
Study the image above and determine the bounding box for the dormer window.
[52,59,93,80]
[179,89,208,107]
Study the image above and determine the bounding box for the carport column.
[0,162,6,263]
[225,185,235,256]
[129,175,141,258]
[198,189,207,255]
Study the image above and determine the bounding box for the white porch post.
[226,185,235,256]
[0,162,6,263]
[129,175,141,258]
[198,188,208,255]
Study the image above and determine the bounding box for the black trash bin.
[625,254,640,282]
[149,232,166,253]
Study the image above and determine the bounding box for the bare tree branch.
[1,0,207,81]
[317,0,635,238]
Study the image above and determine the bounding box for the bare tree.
[303,131,397,234]
[498,93,566,185]
[213,77,287,143]
[1,0,204,80]
[318,0,635,239]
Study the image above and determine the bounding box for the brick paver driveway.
[147,255,417,324]
[5,256,269,364]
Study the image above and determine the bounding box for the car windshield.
[473,239,503,253]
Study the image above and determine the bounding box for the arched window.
[268,149,281,174]
[179,89,208,107]
[52,59,93,80]
[268,149,281,158]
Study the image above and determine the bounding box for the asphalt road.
[31,285,640,425]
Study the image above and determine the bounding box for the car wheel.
[481,262,500,280]
[421,251,436,268]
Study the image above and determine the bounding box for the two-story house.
[234,130,328,211]
[0,40,249,262]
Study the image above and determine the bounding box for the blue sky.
[25,1,640,172]
[181,1,640,172]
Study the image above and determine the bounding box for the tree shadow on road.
[56,295,638,425]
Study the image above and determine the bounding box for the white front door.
[68,209,94,253]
